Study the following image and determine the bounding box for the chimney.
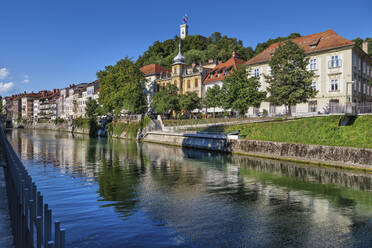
[362,41,368,54]
[232,51,240,58]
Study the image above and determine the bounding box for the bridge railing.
[0,127,66,248]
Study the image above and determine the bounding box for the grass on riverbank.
[112,116,151,139]
[190,115,372,149]
[163,117,274,126]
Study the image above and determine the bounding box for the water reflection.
[6,129,372,247]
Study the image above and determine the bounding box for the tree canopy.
[221,66,266,115]
[151,84,180,115]
[136,32,302,70]
[85,99,99,119]
[179,92,201,117]
[353,37,372,56]
[265,41,316,115]
[0,96,2,114]
[97,57,147,115]
[202,85,222,117]
[136,32,255,68]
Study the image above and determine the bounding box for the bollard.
[60,229,66,248]
[55,221,61,248]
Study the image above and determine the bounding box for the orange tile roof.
[204,52,245,84]
[247,29,355,65]
[140,64,170,76]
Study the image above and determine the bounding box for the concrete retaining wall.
[144,131,230,151]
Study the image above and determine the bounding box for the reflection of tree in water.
[97,141,148,218]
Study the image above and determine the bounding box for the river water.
[6,129,372,247]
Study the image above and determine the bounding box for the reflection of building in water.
[6,130,372,246]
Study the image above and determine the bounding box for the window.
[311,82,317,91]
[269,104,276,114]
[254,68,260,78]
[330,79,338,91]
[330,55,341,68]
[187,80,190,89]
[310,58,317,70]
[194,79,198,88]
[308,101,317,112]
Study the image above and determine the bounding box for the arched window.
[187,80,190,89]
[195,79,198,88]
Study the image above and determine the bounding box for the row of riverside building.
[2,28,372,121]
[2,81,99,122]
[141,27,372,116]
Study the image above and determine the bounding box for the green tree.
[254,33,301,55]
[265,41,316,116]
[353,37,372,56]
[179,92,201,118]
[221,66,266,116]
[86,99,99,118]
[97,57,147,115]
[85,99,99,137]
[202,85,222,117]
[136,33,255,68]
[152,84,180,115]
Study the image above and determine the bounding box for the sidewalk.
[0,150,14,248]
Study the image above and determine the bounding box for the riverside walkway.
[0,148,14,247]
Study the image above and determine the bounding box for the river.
[6,129,372,247]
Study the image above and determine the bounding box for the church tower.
[180,24,188,39]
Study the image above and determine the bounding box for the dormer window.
[309,38,320,48]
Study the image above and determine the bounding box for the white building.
[246,30,372,116]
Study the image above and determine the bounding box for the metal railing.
[0,126,66,248]
[327,103,372,115]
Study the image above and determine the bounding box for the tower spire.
[173,40,186,64]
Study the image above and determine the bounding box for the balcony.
[328,59,342,69]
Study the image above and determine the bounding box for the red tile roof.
[140,64,170,76]
[204,52,245,84]
[247,29,355,65]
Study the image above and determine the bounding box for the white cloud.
[0,68,9,79]
[0,82,14,94]
[22,74,30,83]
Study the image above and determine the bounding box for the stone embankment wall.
[230,140,372,169]
[22,122,89,134]
[144,131,372,170]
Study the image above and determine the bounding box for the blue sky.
[0,0,371,96]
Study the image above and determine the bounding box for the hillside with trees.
[136,32,302,69]
[353,37,372,56]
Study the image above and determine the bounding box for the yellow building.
[156,42,210,97]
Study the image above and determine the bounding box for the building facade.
[246,30,372,116]
[155,42,211,98]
